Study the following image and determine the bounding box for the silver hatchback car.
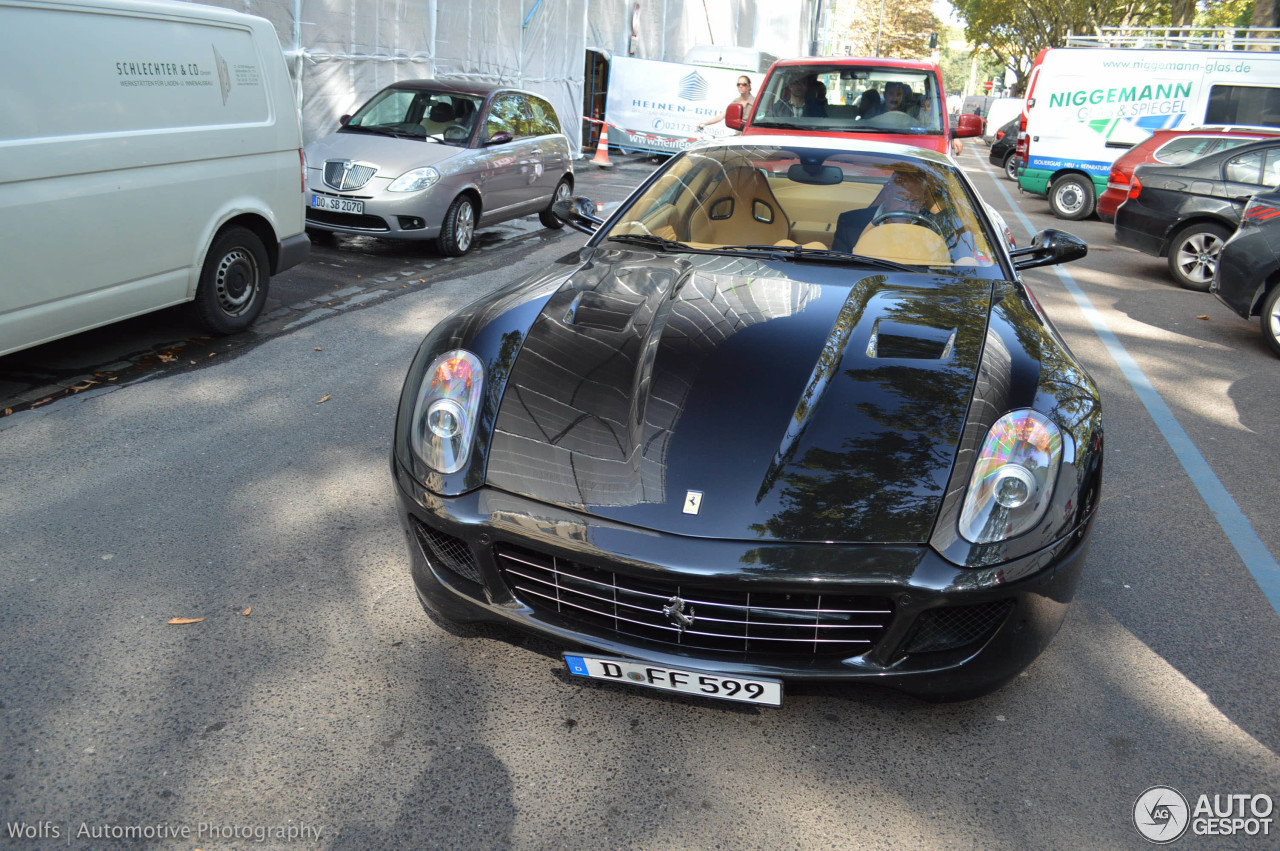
[304,81,574,255]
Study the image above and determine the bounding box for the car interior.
[611,149,989,267]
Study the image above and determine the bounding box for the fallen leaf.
[418,279,426,283]
[243,607,252,616]
[314,347,323,351]
[166,617,205,625]
[157,353,176,363]
[1196,315,1209,320]
[208,352,217,358]
[316,394,331,405]
[30,397,55,408]
[3,409,11,416]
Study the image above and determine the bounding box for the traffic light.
[928,32,938,49]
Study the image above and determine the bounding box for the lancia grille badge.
[683,490,703,515]
[663,596,696,634]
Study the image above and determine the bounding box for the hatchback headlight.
[388,167,441,193]
[958,410,1063,544]
[410,351,484,474]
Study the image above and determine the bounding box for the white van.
[1018,47,1280,219]
[0,0,309,357]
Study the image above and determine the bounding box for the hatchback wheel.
[540,177,573,229]
[1261,285,1280,358]
[1048,174,1095,220]
[438,195,476,256]
[1002,152,1018,182]
[1167,222,1230,291]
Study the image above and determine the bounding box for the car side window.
[527,96,561,136]
[1157,137,1217,165]
[1224,150,1265,185]
[486,94,534,140]
[1264,150,1280,187]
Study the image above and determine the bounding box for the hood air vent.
[866,318,957,360]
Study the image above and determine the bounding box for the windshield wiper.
[752,120,807,130]
[606,234,698,252]
[727,244,920,272]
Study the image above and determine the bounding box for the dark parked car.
[304,81,573,255]
[1213,188,1280,356]
[393,138,1101,704]
[988,118,1019,181]
[1096,126,1280,222]
[1115,138,1280,290]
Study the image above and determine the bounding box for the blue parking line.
[978,155,1280,617]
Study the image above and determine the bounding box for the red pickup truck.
[726,57,981,155]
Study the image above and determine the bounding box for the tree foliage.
[824,0,940,59]
[952,0,1173,94]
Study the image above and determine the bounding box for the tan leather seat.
[851,223,951,265]
[687,166,790,247]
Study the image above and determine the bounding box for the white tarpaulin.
[182,0,816,158]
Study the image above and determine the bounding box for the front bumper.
[304,179,456,240]
[394,460,1092,701]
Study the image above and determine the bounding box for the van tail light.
[1243,199,1280,223]
[1128,175,1143,200]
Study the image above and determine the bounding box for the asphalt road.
[1,146,1278,850]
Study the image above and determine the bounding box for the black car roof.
[378,79,519,98]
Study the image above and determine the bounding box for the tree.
[952,0,1170,95]
[825,0,940,59]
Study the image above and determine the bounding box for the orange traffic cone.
[592,124,614,168]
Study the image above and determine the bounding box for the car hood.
[304,130,464,177]
[484,250,994,544]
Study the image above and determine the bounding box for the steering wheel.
[871,209,942,234]
[443,125,470,143]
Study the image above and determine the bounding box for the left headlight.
[388,167,441,193]
[410,350,484,474]
[958,409,1063,544]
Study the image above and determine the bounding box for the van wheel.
[1002,152,1018,181]
[437,195,476,256]
[539,177,573,229]
[191,227,269,334]
[1167,222,1230,291]
[1048,174,1095,220]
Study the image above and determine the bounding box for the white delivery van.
[1018,47,1280,219]
[0,0,309,357]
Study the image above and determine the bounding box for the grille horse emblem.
[663,596,695,635]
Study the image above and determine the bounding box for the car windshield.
[604,144,998,271]
[751,65,943,136]
[345,87,483,146]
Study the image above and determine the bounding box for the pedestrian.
[698,75,753,132]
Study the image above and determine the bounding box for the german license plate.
[564,653,782,707]
[311,194,364,215]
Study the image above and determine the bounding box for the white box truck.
[1017,47,1280,219]
[0,0,309,357]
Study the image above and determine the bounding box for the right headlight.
[958,410,1063,544]
[409,350,484,475]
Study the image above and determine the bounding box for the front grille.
[323,160,377,191]
[903,600,1014,654]
[306,208,390,231]
[412,519,482,584]
[496,545,894,657]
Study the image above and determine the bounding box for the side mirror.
[485,131,514,146]
[1011,229,1088,271]
[725,102,745,131]
[552,195,604,235]
[951,113,982,138]
[339,114,352,126]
